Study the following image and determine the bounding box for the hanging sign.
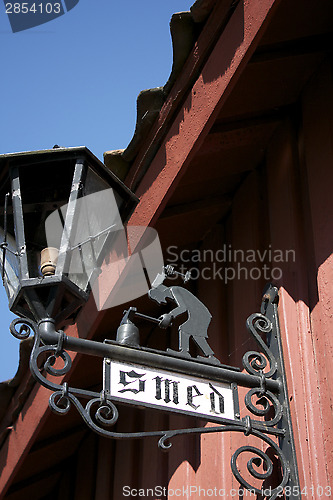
[103,359,239,423]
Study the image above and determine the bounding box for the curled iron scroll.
[243,313,277,379]
[49,388,119,429]
[244,388,283,428]
[230,431,289,500]
[10,317,37,340]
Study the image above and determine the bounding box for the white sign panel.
[104,359,238,422]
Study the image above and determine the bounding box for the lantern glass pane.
[83,167,123,258]
[0,174,20,304]
[62,167,125,292]
[19,161,75,278]
[0,228,20,302]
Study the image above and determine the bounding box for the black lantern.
[0,147,138,327]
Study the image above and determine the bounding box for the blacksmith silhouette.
[148,270,219,364]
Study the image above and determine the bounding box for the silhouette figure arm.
[169,304,187,319]
[158,303,187,329]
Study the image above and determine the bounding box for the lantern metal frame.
[0,147,139,326]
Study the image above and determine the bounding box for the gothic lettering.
[154,376,179,404]
[108,361,236,421]
[186,385,202,410]
[118,370,146,394]
[209,383,225,414]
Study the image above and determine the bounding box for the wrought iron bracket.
[10,284,300,499]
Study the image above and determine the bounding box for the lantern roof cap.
[0,145,103,168]
[0,146,139,202]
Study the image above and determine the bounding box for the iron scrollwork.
[9,283,300,499]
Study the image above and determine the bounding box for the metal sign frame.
[103,357,240,424]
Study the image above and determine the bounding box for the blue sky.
[0,0,194,381]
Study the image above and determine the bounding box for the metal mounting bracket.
[10,284,301,499]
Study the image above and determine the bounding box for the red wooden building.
[0,0,332,498]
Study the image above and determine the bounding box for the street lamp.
[0,146,138,327]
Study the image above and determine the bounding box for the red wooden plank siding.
[265,117,324,492]
[223,170,265,496]
[300,60,333,485]
[132,60,333,497]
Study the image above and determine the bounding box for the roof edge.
[104,1,218,181]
